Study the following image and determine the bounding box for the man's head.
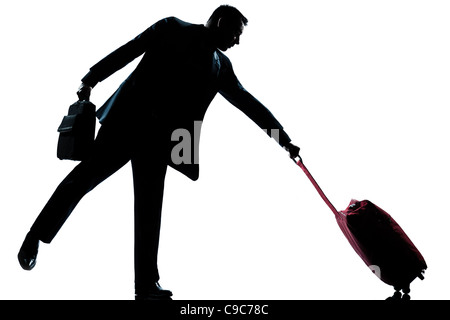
[206,5,248,51]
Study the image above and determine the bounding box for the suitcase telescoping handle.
[292,156,340,217]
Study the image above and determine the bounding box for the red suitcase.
[295,157,427,300]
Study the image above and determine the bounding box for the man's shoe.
[135,282,173,300]
[18,232,39,271]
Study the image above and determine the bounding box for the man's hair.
[207,5,248,27]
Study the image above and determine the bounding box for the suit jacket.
[82,17,291,181]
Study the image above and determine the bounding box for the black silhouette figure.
[18,5,300,300]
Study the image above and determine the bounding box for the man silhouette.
[18,5,300,300]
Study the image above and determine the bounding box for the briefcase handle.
[77,83,92,101]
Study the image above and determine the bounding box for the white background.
[1,0,449,300]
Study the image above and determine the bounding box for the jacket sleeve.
[81,17,173,87]
[218,56,291,148]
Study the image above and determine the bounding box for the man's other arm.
[81,17,174,87]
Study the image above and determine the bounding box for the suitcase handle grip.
[292,155,303,164]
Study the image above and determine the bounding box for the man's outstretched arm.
[219,57,300,159]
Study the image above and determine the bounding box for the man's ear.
[217,17,222,29]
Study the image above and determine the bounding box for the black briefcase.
[57,100,96,161]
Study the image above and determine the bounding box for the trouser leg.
[132,148,168,294]
[29,126,130,243]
